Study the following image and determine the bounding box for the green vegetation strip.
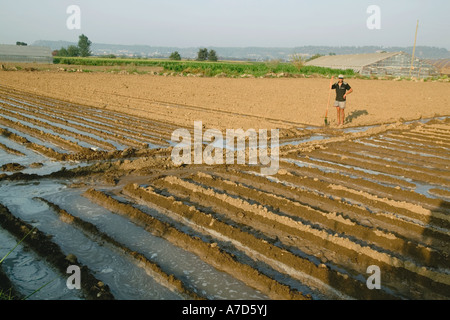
[53,56,354,77]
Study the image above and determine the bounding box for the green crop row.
[53,57,354,77]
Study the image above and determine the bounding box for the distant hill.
[33,40,450,61]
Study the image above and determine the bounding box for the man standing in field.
[330,74,353,126]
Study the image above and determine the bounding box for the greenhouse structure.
[0,44,53,64]
[305,51,440,78]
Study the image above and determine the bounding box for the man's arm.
[344,87,353,99]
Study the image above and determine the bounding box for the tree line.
[170,48,218,61]
[54,34,92,57]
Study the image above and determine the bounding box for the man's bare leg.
[340,108,345,126]
[336,107,340,125]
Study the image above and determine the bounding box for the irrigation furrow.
[398,131,450,144]
[122,182,397,299]
[364,137,450,158]
[307,150,450,186]
[0,106,116,151]
[0,85,185,133]
[0,142,25,156]
[0,89,175,144]
[279,161,450,223]
[0,116,88,153]
[320,148,450,179]
[272,166,450,234]
[0,202,114,300]
[35,197,202,300]
[283,155,417,189]
[0,127,64,160]
[184,171,448,267]
[0,98,153,149]
[82,187,310,300]
[0,101,152,150]
[153,175,450,297]
[384,133,450,149]
[215,168,450,248]
[336,142,450,170]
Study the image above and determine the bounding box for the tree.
[208,49,218,62]
[169,51,181,60]
[197,48,208,61]
[78,34,92,57]
[58,47,69,57]
[67,45,80,57]
[16,41,27,46]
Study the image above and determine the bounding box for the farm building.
[0,44,53,64]
[305,51,439,78]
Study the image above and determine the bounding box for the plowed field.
[0,71,449,300]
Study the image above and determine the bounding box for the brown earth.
[0,69,449,130]
[0,69,449,300]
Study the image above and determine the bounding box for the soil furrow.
[123,181,397,299]
[0,202,114,300]
[384,133,450,149]
[35,197,202,300]
[305,151,450,187]
[283,156,417,189]
[364,137,450,158]
[0,116,87,153]
[0,142,25,156]
[155,175,450,296]
[0,99,152,149]
[185,171,447,267]
[0,106,117,151]
[216,168,450,248]
[82,187,310,300]
[336,142,449,169]
[0,89,177,141]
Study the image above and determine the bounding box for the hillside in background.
[33,40,450,61]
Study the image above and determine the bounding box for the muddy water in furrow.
[0,227,81,300]
[0,180,268,300]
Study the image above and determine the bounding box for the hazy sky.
[1,0,449,49]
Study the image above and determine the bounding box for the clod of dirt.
[65,253,78,264]
[1,163,26,172]
[29,162,44,168]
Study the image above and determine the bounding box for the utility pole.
[409,20,419,77]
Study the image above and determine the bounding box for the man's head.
[338,74,344,82]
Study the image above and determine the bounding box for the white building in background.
[305,51,439,78]
[0,44,53,64]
